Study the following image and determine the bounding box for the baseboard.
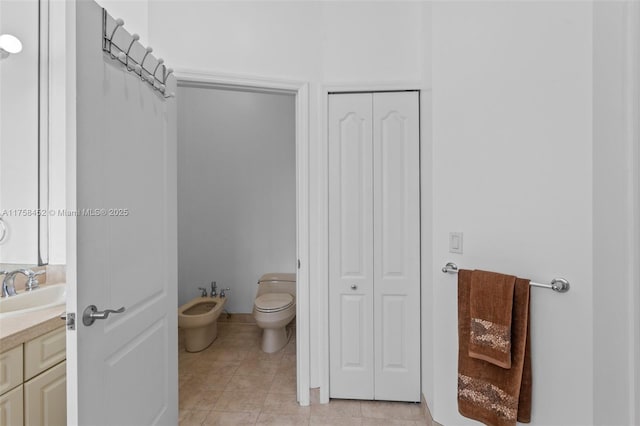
[217,313,256,324]
[422,394,443,426]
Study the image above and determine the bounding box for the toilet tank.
[256,273,296,298]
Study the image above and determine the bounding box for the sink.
[0,283,66,318]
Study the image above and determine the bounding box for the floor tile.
[310,399,361,418]
[262,392,312,416]
[227,374,275,393]
[360,401,425,421]
[256,412,310,426]
[203,410,260,426]
[236,359,281,377]
[179,409,210,426]
[213,390,268,414]
[310,416,363,426]
[269,372,297,395]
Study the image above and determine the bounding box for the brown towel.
[469,270,516,368]
[458,269,532,426]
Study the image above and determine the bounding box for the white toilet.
[252,272,296,353]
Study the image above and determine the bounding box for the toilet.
[252,272,296,353]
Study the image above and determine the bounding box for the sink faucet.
[0,270,7,297]
[2,269,43,297]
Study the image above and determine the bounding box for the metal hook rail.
[441,262,570,293]
[101,9,174,98]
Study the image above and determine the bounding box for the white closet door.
[329,93,375,399]
[372,92,420,402]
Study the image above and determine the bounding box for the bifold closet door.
[329,91,420,402]
[372,92,420,402]
[328,93,375,399]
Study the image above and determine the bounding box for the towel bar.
[441,262,570,293]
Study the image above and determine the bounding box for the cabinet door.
[0,345,23,395]
[0,385,23,426]
[329,93,375,399]
[372,92,421,402]
[24,361,66,426]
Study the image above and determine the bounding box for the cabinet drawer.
[24,327,65,381]
[0,345,23,394]
[24,361,66,426]
[0,384,23,426]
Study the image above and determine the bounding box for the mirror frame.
[38,0,49,265]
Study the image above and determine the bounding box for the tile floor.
[179,322,428,425]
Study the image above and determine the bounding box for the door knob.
[350,284,357,290]
[82,305,126,326]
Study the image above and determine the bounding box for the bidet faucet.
[210,281,217,297]
[220,287,230,298]
[198,287,207,297]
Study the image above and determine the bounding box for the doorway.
[175,71,311,406]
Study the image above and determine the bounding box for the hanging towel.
[469,270,517,368]
[458,269,532,426]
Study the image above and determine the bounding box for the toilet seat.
[254,293,294,313]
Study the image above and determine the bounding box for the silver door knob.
[82,305,125,326]
[350,284,357,290]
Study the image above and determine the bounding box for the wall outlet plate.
[449,232,463,254]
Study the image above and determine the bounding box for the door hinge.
[298,259,301,269]
[60,312,76,330]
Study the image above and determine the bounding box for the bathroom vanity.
[0,307,66,426]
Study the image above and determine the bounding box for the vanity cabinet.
[0,326,66,426]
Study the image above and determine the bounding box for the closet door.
[328,93,375,399]
[372,92,420,402]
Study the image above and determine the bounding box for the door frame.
[318,81,424,403]
[629,1,640,422]
[173,69,311,406]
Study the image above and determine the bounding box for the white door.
[329,92,420,402]
[66,2,178,425]
[372,92,420,402]
[329,93,375,399]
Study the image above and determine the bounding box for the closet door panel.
[329,93,374,399]
[373,91,421,402]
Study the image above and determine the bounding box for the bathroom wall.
[593,2,637,424]
[430,1,594,424]
[429,1,635,424]
[177,86,296,313]
[149,0,427,388]
[149,1,638,421]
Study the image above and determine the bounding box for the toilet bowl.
[252,273,296,353]
[178,296,227,352]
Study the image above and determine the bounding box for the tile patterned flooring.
[179,322,428,425]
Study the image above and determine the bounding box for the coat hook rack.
[101,9,175,98]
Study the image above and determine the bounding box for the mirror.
[0,0,49,266]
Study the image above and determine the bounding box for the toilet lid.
[255,293,294,312]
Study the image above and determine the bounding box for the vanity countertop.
[0,304,66,352]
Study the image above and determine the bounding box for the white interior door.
[66,2,178,425]
[372,92,420,402]
[329,93,374,399]
[329,91,420,402]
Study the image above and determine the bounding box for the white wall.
[177,86,296,313]
[149,0,426,388]
[593,2,637,424]
[431,2,593,425]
